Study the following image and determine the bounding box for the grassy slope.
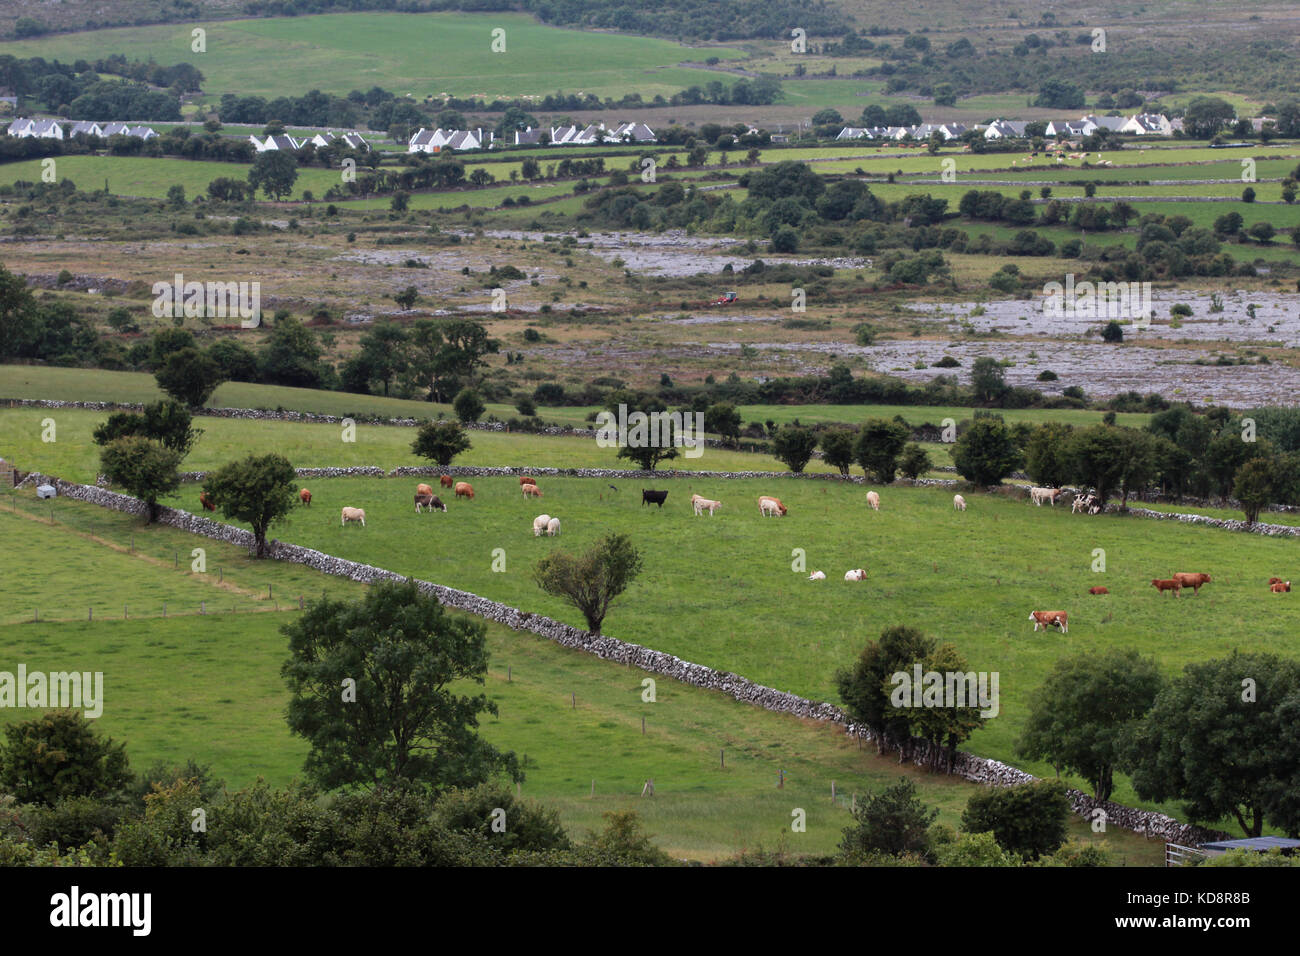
[0,489,1162,861]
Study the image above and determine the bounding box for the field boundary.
[16,468,1227,847]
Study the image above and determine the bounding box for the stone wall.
[18,467,1225,846]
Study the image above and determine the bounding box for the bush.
[960,780,1070,860]
[453,388,486,423]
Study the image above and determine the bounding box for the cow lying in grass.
[844,569,867,582]
[1271,580,1291,593]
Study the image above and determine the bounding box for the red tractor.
[710,291,738,306]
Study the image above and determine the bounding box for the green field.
[0,12,743,102]
[0,488,1162,861]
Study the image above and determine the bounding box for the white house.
[983,120,1029,139]
[409,127,491,152]
[7,117,63,139]
[340,131,370,151]
[102,122,131,137]
[127,125,157,141]
[67,121,103,138]
[1121,113,1173,136]
[251,133,301,152]
[1081,114,1127,133]
[611,121,656,143]
[306,131,336,148]
[1045,119,1090,137]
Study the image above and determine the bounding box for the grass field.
[0,12,744,102]
[0,487,1164,861]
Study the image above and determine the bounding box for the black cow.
[642,489,668,508]
[415,494,447,513]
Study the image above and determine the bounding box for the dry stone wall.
[18,467,1225,846]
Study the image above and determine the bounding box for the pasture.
[0,487,1161,861]
[162,470,1300,818]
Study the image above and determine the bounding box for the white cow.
[532,514,552,536]
[546,517,561,536]
[1030,487,1061,507]
[953,494,966,512]
[691,494,721,516]
[844,569,867,582]
[341,506,366,526]
[866,491,880,511]
[808,571,826,581]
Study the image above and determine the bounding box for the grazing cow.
[532,514,551,537]
[299,488,312,507]
[1271,580,1291,593]
[1029,610,1068,633]
[439,475,454,489]
[953,494,966,512]
[454,482,474,500]
[519,476,537,486]
[1089,586,1109,595]
[866,490,881,511]
[1030,487,1062,507]
[1173,572,1211,595]
[522,483,543,498]
[691,494,721,516]
[1151,578,1181,597]
[844,569,867,582]
[416,483,434,499]
[199,491,216,512]
[341,507,366,527]
[808,571,826,581]
[642,489,669,508]
[758,496,787,517]
[415,494,446,513]
[546,517,561,537]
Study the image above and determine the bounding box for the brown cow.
[416,483,434,498]
[1270,576,1285,585]
[299,488,311,507]
[199,491,216,512]
[1173,572,1211,595]
[519,476,537,486]
[1151,578,1181,597]
[439,475,454,489]
[1028,610,1068,633]
[1271,580,1291,593]
[1088,586,1108,595]
[455,481,474,500]
[522,483,543,498]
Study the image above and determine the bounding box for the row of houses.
[250,130,371,152]
[6,118,158,140]
[837,113,1177,142]
[408,121,658,153]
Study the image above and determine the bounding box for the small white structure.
[36,483,56,499]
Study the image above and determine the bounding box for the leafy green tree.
[0,263,40,360]
[839,778,938,860]
[970,357,1007,404]
[433,783,570,854]
[247,148,299,200]
[1122,651,1300,836]
[1101,320,1124,343]
[819,428,856,475]
[0,711,131,808]
[897,443,933,480]
[355,322,409,396]
[953,415,1022,485]
[934,830,1021,867]
[206,339,259,382]
[1023,422,1074,487]
[582,809,674,866]
[1017,650,1162,800]
[1233,457,1276,525]
[772,424,819,473]
[1063,423,1131,504]
[258,315,327,388]
[148,327,196,368]
[92,399,201,459]
[960,781,1070,860]
[534,533,643,634]
[410,420,472,467]
[835,624,936,755]
[100,436,183,522]
[704,402,742,445]
[453,387,486,423]
[202,453,298,557]
[1184,96,1237,138]
[853,417,910,483]
[282,580,517,791]
[154,346,227,407]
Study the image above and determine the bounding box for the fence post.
[218,567,222,583]
[88,607,92,621]
[174,551,178,568]
[200,601,205,615]
[571,692,576,709]
[507,665,511,682]
[720,748,724,768]
[831,780,836,804]
[163,602,166,618]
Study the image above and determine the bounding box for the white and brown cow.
[1028,610,1068,633]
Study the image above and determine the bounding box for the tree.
[154,346,227,407]
[970,357,1007,404]
[704,403,741,445]
[771,424,818,474]
[1034,80,1086,110]
[282,580,517,791]
[853,418,910,483]
[1100,320,1124,343]
[1023,422,1074,487]
[534,533,643,634]
[432,783,569,854]
[897,443,933,480]
[1122,651,1300,837]
[1017,650,1162,800]
[1063,423,1131,505]
[1234,457,1276,525]
[248,149,299,200]
[1184,96,1237,138]
[394,285,418,310]
[819,429,856,475]
[839,778,938,860]
[410,420,472,468]
[92,399,201,459]
[952,415,1022,486]
[960,781,1070,860]
[202,453,298,557]
[258,315,326,388]
[835,624,936,756]
[452,387,485,423]
[0,711,131,807]
[355,322,409,396]
[99,436,182,523]
[0,264,40,360]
